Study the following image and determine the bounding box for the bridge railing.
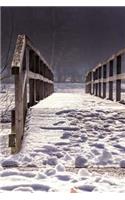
[85,48,125,103]
[9,34,54,152]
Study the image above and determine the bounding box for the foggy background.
[1,7,125,83]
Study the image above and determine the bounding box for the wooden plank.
[102,83,106,98]
[15,73,24,152]
[44,82,47,97]
[22,70,28,99]
[23,48,29,112]
[116,73,125,80]
[23,79,27,121]
[35,80,39,101]
[29,79,35,106]
[39,81,44,100]
[34,80,37,103]
[116,80,121,102]
[95,83,98,96]
[86,81,93,85]
[116,48,125,57]
[11,35,26,74]
[93,63,102,71]
[91,48,125,72]
[28,71,53,84]
[99,82,101,97]
[109,81,113,100]
[92,73,125,84]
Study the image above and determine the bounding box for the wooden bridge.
[9,34,125,154]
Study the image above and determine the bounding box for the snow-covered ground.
[0,84,14,157]
[0,83,125,193]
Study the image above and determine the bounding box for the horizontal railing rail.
[9,34,54,152]
[85,48,125,102]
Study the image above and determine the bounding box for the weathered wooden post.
[23,47,29,117]
[29,50,35,106]
[93,70,96,95]
[11,35,26,151]
[97,67,100,97]
[33,54,37,103]
[89,71,92,94]
[47,80,49,96]
[95,69,98,96]
[36,55,40,102]
[87,73,89,93]
[39,61,44,100]
[102,64,107,98]
[99,66,102,97]
[29,79,34,106]
[116,55,121,101]
[91,71,94,94]
[40,81,44,100]
[109,60,113,100]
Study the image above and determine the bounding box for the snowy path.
[1,87,125,192]
[20,93,125,168]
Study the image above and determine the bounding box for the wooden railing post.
[29,50,35,106]
[33,54,37,103]
[93,71,95,95]
[116,55,121,101]
[39,61,44,100]
[24,47,29,114]
[108,60,113,100]
[40,81,44,100]
[29,79,34,106]
[116,80,121,101]
[102,64,107,98]
[15,74,23,151]
[36,56,40,102]
[99,66,102,97]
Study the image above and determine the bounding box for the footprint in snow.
[75,184,95,192]
[61,132,72,139]
[56,174,71,181]
[53,121,65,126]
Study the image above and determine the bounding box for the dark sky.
[1,7,125,82]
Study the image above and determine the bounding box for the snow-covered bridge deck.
[20,91,125,168]
[1,87,125,192]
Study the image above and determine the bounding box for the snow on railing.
[9,34,54,153]
[85,48,125,103]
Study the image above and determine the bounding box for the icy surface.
[0,83,125,192]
